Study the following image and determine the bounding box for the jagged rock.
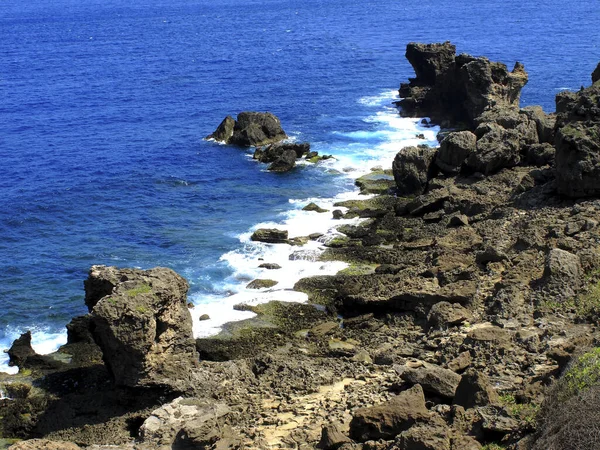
[593,62,600,83]
[208,112,287,146]
[139,397,230,447]
[447,351,472,373]
[466,124,520,174]
[540,248,582,300]
[267,148,297,172]
[254,142,310,163]
[405,41,456,85]
[400,361,462,399]
[524,143,555,166]
[88,266,199,392]
[206,115,235,142]
[317,422,353,449]
[7,440,82,450]
[349,384,429,441]
[250,228,288,243]
[396,416,452,450]
[7,331,37,368]
[66,315,94,344]
[435,131,476,174]
[392,145,437,195]
[303,202,329,213]
[398,42,528,127]
[453,369,499,409]
[427,301,472,329]
[554,75,600,197]
[246,279,278,289]
[522,105,556,144]
[555,122,600,197]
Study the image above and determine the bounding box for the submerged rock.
[87,265,199,392]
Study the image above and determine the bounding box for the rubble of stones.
[2,44,600,450]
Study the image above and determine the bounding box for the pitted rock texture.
[87,265,199,392]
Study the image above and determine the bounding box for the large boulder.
[250,228,288,243]
[400,361,462,399]
[7,331,37,368]
[207,111,287,146]
[206,115,235,142]
[398,42,528,127]
[87,265,199,392]
[349,384,429,441]
[435,131,476,174]
[267,148,297,172]
[392,145,437,195]
[466,123,520,174]
[453,369,499,409]
[554,74,600,197]
[555,122,600,197]
[539,248,582,300]
[254,142,310,163]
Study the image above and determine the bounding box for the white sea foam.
[191,89,439,338]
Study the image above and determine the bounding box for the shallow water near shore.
[1,0,598,372]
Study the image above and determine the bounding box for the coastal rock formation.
[554,77,600,197]
[398,42,528,126]
[87,265,199,392]
[392,145,437,195]
[7,332,37,368]
[435,131,476,174]
[207,111,287,146]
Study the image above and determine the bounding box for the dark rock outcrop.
[250,228,288,244]
[254,142,310,163]
[267,148,297,172]
[435,131,476,174]
[87,265,199,392]
[7,332,37,368]
[593,62,600,84]
[206,115,235,142]
[398,42,528,127]
[207,112,287,147]
[392,145,437,195]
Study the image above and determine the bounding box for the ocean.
[1,0,598,373]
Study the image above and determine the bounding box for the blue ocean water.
[1,0,598,370]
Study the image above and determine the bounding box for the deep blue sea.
[1,0,598,371]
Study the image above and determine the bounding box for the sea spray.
[192,91,439,338]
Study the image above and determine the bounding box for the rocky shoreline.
[2,42,600,450]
